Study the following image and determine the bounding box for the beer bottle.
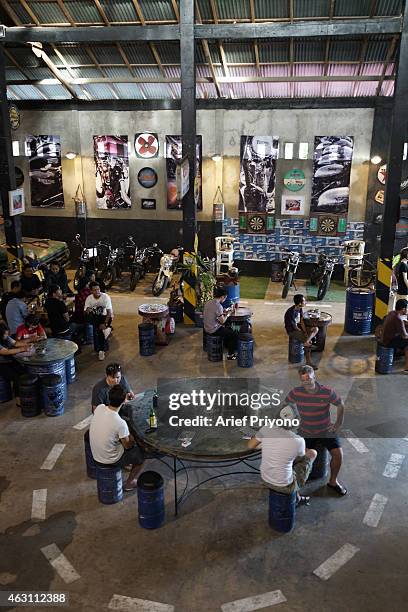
[149,390,158,429]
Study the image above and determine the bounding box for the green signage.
[283,169,305,192]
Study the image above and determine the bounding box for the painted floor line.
[108,594,175,612]
[313,544,360,581]
[363,494,388,528]
[72,415,92,430]
[383,453,405,478]
[40,444,66,470]
[343,430,369,453]
[221,589,287,612]
[31,489,47,521]
[41,544,80,584]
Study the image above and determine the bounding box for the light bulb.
[65,151,77,160]
[371,155,382,165]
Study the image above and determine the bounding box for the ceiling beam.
[28,43,79,99]
[4,25,180,43]
[3,47,48,99]
[376,35,398,96]
[195,0,221,98]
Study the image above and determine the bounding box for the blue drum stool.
[288,336,304,364]
[138,323,155,357]
[207,334,223,362]
[19,374,41,418]
[375,343,394,374]
[84,430,97,479]
[309,445,329,481]
[65,357,76,384]
[137,471,165,529]
[269,490,296,533]
[238,333,254,368]
[41,374,64,417]
[0,376,12,403]
[96,464,123,504]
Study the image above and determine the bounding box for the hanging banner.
[310,136,354,215]
[26,135,64,208]
[238,135,279,214]
[166,135,202,210]
[94,135,131,209]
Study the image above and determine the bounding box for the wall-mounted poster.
[310,136,354,215]
[141,198,156,210]
[26,135,64,208]
[94,135,131,209]
[9,188,25,216]
[281,194,305,216]
[135,133,159,159]
[239,135,279,214]
[165,135,202,210]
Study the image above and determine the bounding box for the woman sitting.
[0,323,32,406]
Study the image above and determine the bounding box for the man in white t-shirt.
[89,384,144,491]
[247,404,317,505]
[85,281,113,361]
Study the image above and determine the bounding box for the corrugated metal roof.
[262,82,290,97]
[90,45,124,64]
[375,0,402,16]
[381,80,395,95]
[52,45,93,66]
[24,66,55,80]
[334,0,372,16]
[143,83,173,98]
[255,0,288,19]
[138,0,177,22]
[259,42,290,63]
[293,64,324,76]
[197,0,212,21]
[6,68,27,80]
[216,0,250,20]
[99,0,139,23]
[8,1,32,24]
[195,43,206,64]
[294,41,325,62]
[261,64,290,76]
[7,47,41,68]
[354,81,379,96]
[103,66,134,79]
[294,0,329,18]
[37,83,71,99]
[326,81,354,96]
[164,65,181,79]
[327,63,359,76]
[208,44,222,64]
[82,84,117,99]
[293,82,322,97]
[7,88,19,100]
[329,40,361,61]
[8,84,45,99]
[133,66,163,79]
[365,39,391,61]
[29,2,68,24]
[63,1,103,23]
[155,43,180,64]
[120,43,156,64]
[230,82,261,98]
[223,43,254,64]
[112,83,145,98]
[61,67,102,78]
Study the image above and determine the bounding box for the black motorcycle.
[97,240,121,290]
[130,243,162,291]
[310,253,337,300]
[281,250,301,299]
[72,234,99,290]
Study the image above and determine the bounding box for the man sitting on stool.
[247,404,317,506]
[91,362,135,413]
[284,294,319,369]
[382,298,408,373]
[203,286,238,360]
[89,385,144,492]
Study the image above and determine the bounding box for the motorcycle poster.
[238,135,279,214]
[310,136,354,215]
[166,135,202,210]
[26,135,64,208]
[94,135,131,209]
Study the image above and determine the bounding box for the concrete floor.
[1,273,408,612]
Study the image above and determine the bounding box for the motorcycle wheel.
[152,273,169,296]
[129,270,140,292]
[282,271,293,299]
[317,275,329,301]
[101,266,117,289]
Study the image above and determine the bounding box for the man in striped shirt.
[285,365,347,496]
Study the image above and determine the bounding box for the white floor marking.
[363,494,388,527]
[383,453,405,478]
[313,544,360,581]
[72,415,92,430]
[221,590,287,612]
[40,444,66,470]
[40,544,80,584]
[31,489,47,521]
[108,594,174,612]
[342,430,369,453]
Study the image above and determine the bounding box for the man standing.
[92,363,135,412]
[203,286,238,360]
[382,299,408,372]
[85,282,113,361]
[284,294,319,369]
[248,404,317,505]
[285,365,347,496]
[89,385,144,491]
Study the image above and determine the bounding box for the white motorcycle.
[152,247,183,296]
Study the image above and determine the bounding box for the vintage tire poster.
[238,135,279,213]
[26,135,64,208]
[310,136,354,215]
[165,135,202,210]
[94,135,131,209]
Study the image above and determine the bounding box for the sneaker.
[103,326,112,340]
[227,353,238,360]
[98,350,105,361]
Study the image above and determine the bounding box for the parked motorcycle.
[281,250,301,299]
[72,234,99,290]
[152,247,183,296]
[310,253,337,300]
[97,239,121,289]
[130,243,162,291]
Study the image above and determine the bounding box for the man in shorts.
[284,294,318,369]
[285,365,347,496]
[89,385,144,491]
[248,404,317,505]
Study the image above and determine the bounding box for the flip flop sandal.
[327,483,348,496]
[296,495,310,507]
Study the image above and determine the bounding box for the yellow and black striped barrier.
[375,257,393,323]
[182,251,197,325]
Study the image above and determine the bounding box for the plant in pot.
[180,254,216,327]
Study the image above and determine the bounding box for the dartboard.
[248,214,266,233]
[134,133,159,159]
[319,216,337,235]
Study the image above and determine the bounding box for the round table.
[15,338,78,398]
[304,310,332,352]
[228,306,253,334]
[122,378,271,515]
[138,303,170,346]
